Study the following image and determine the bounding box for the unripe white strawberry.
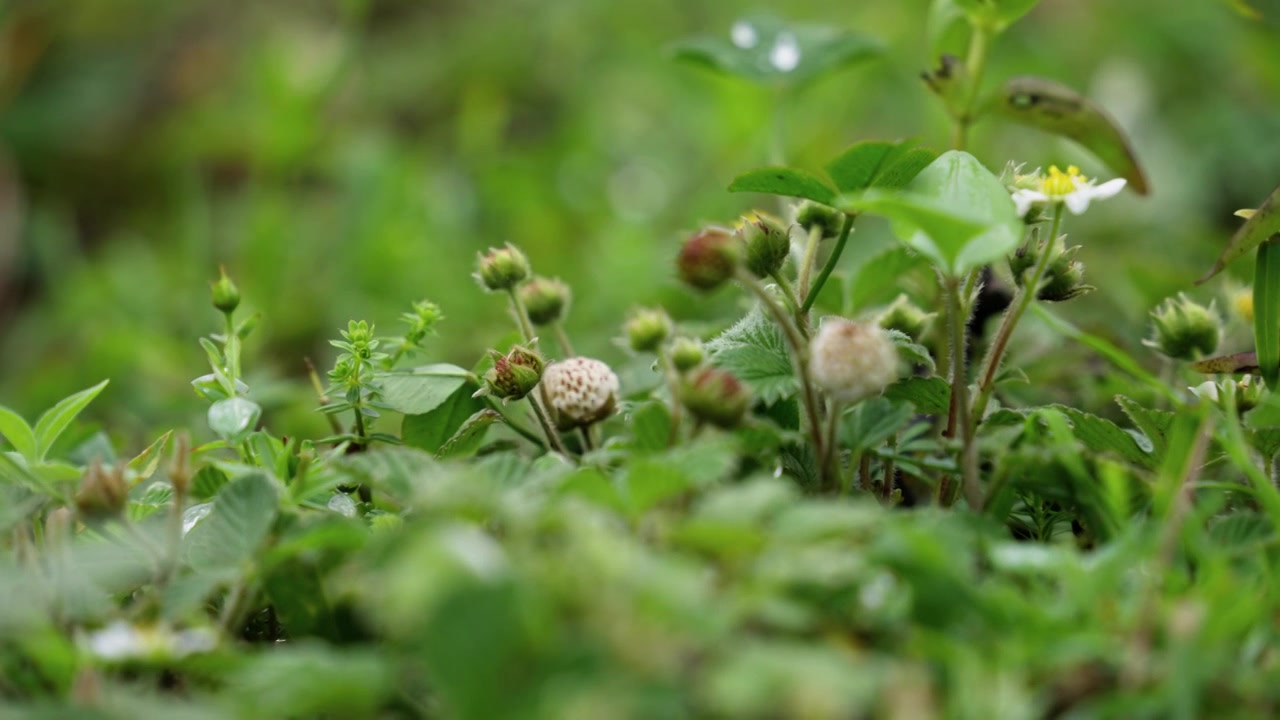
[809,318,898,404]
[541,357,620,429]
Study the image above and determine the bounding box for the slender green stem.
[507,288,539,348]
[658,350,683,447]
[823,399,843,491]
[951,23,992,151]
[941,274,980,508]
[527,393,568,455]
[481,397,545,449]
[771,269,805,335]
[881,434,898,502]
[796,226,824,309]
[737,270,830,489]
[971,205,1064,427]
[801,214,855,314]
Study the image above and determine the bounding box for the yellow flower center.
[1042,165,1086,197]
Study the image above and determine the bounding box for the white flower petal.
[1064,191,1091,215]
[1011,189,1044,217]
[1092,177,1127,200]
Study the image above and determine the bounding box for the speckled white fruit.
[541,357,620,429]
[809,318,898,404]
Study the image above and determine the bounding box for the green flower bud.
[793,201,844,238]
[74,459,127,522]
[877,294,934,342]
[670,337,705,372]
[211,267,240,314]
[519,276,570,326]
[476,243,531,292]
[1037,243,1094,302]
[1008,241,1037,287]
[680,367,751,429]
[477,345,545,401]
[739,212,791,278]
[677,227,742,291]
[1144,293,1221,361]
[625,307,672,353]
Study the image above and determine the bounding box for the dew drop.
[769,32,801,72]
[730,20,758,49]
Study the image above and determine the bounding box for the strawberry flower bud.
[809,318,899,404]
[478,345,545,401]
[792,200,844,239]
[670,337,706,372]
[1144,294,1220,361]
[677,227,742,291]
[476,243,531,292]
[625,307,672,353]
[520,276,570,326]
[739,211,791,278]
[210,267,240,314]
[542,357,620,429]
[680,367,751,429]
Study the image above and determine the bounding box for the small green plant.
[2,4,1280,719]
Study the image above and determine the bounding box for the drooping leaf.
[884,377,950,415]
[842,150,1022,276]
[728,167,837,205]
[1190,351,1259,375]
[401,384,487,456]
[707,307,798,404]
[184,472,279,571]
[672,15,883,86]
[0,407,37,462]
[377,363,473,415]
[32,379,109,462]
[1255,238,1280,387]
[992,76,1148,195]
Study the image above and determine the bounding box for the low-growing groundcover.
[5,4,1280,720]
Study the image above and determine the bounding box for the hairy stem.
[526,393,568,455]
[971,205,1064,427]
[658,350,683,447]
[507,288,539,349]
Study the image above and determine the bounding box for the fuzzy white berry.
[541,357,620,429]
[809,318,898,404]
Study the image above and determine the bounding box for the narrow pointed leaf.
[1190,351,1259,375]
[33,379,109,462]
[0,408,37,462]
[1255,239,1280,387]
[993,76,1148,195]
[1197,181,1280,284]
[728,167,836,205]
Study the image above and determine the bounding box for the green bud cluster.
[520,277,571,326]
[211,267,240,315]
[680,366,751,429]
[478,345,545,401]
[792,201,844,239]
[476,243,531,292]
[625,308,673,353]
[1144,293,1221,361]
[739,212,791,278]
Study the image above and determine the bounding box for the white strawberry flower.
[809,318,899,404]
[1009,165,1126,217]
[541,357,620,429]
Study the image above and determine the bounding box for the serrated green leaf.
[1114,395,1175,460]
[1042,405,1154,469]
[728,167,836,205]
[707,307,798,404]
[0,406,37,462]
[33,379,109,462]
[993,76,1148,195]
[672,15,882,86]
[842,150,1022,275]
[377,363,472,415]
[184,472,278,571]
[824,140,936,193]
[436,408,498,459]
[884,377,950,415]
[402,384,487,456]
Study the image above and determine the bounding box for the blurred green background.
[0,0,1277,446]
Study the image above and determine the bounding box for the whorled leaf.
[992,76,1148,195]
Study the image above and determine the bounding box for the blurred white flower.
[1009,165,1126,217]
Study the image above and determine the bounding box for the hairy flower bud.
[1144,294,1221,361]
[625,308,672,353]
[519,276,570,326]
[476,243,531,292]
[210,267,240,315]
[75,459,127,521]
[670,337,706,372]
[877,294,934,342]
[739,212,791,278]
[809,318,899,404]
[793,200,844,239]
[478,345,545,401]
[542,357,619,429]
[1037,243,1094,302]
[677,227,742,291]
[680,367,751,429]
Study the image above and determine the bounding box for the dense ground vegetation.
[2,1,1280,718]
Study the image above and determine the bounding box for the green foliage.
[673,15,883,86]
[706,307,798,404]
